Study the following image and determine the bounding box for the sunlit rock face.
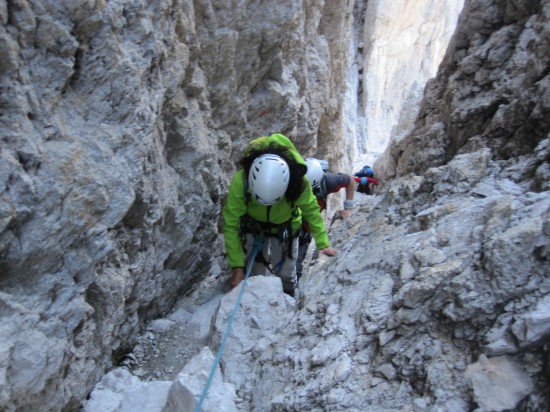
[351,0,464,160]
[2,0,549,411]
[85,0,549,408]
[379,0,550,181]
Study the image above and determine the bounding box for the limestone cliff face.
[1,0,549,411]
[0,1,350,410]
[356,0,464,156]
[190,0,353,157]
[379,0,550,183]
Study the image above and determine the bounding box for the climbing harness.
[271,223,297,275]
[240,215,296,276]
[194,236,264,412]
[240,170,299,275]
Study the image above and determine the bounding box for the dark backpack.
[354,165,374,178]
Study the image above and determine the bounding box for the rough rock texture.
[99,142,549,411]
[3,0,550,411]
[0,1,222,410]
[81,0,550,411]
[378,0,550,181]
[85,140,550,409]
[0,1,351,410]
[465,354,535,411]
[189,0,355,161]
[186,144,549,411]
[357,0,464,155]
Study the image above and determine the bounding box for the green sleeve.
[297,180,330,249]
[223,171,247,268]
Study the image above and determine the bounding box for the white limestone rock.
[162,347,238,412]
[0,0,339,408]
[82,368,171,412]
[465,355,534,411]
[210,276,296,393]
[511,295,550,348]
[2,0,549,411]
[147,319,176,334]
[360,0,464,154]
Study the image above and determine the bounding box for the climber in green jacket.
[223,133,337,296]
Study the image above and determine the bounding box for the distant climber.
[222,134,337,297]
[353,165,379,195]
[296,157,355,280]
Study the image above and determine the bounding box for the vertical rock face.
[2,0,548,411]
[1,2,219,410]
[354,0,464,157]
[380,0,550,181]
[190,0,353,160]
[0,1,350,410]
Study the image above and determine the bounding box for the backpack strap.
[243,172,251,205]
[314,176,328,201]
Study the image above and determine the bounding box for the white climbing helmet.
[305,157,324,188]
[248,154,290,205]
[319,159,329,172]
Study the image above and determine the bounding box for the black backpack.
[354,165,374,178]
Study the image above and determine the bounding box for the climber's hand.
[319,247,337,256]
[230,267,245,288]
[341,209,353,219]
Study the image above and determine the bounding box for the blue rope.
[272,256,285,275]
[194,237,264,412]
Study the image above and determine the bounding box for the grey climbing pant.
[243,233,299,295]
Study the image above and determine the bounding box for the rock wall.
[3,0,548,410]
[379,0,550,182]
[84,138,550,410]
[189,141,549,410]
[354,0,464,158]
[93,1,548,408]
[0,0,352,410]
[171,0,548,410]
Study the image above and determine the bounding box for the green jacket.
[223,134,331,268]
